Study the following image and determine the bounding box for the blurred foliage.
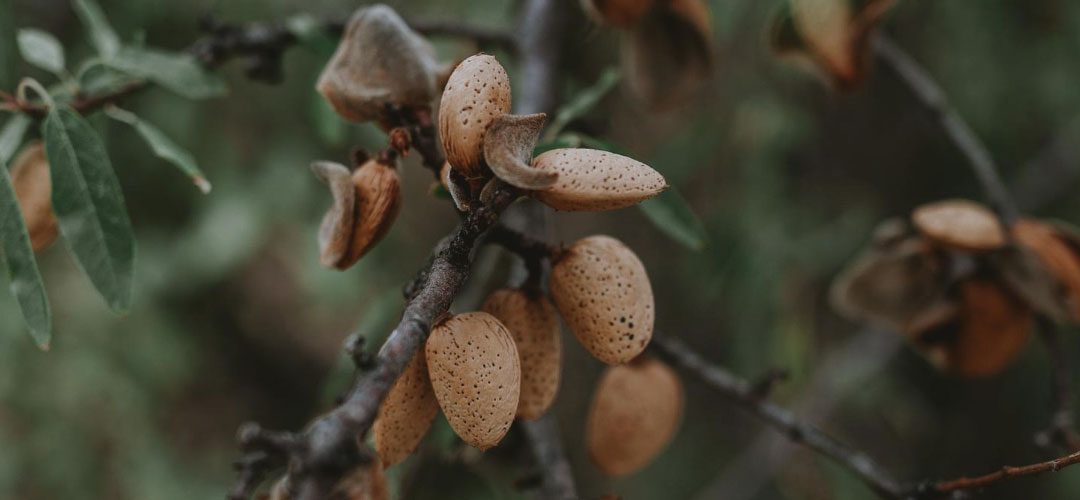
[3,0,1080,499]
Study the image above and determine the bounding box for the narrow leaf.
[43,106,134,312]
[637,188,708,251]
[16,29,65,75]
[105,107,210,193]
[545,68,622,140]
[0,163,51,348]
[72,0,120,58]
[0,113,31,164]
[107,47,226,100]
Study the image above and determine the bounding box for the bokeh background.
[3,0,1080,499]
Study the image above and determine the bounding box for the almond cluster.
[832,199,1080,377]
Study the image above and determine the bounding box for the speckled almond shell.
[373,349,439,467]
[587,357,683,476]
[530,149,667,211]
[339,160,402,269]
[1012,218,1080,322]
[425,312,521,450]
[481,289,562,420]
[550,235,654,364]
[10,142,58,252]
[911,199,1006,252]
[438,54,512,179]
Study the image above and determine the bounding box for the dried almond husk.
[425,312,521,450]
[482,288,562,420]
[317,5,442,123]
[550,235,654,364]
[9,142,58,252]
[911,199,1006,252]
[530,149,666,211]
[587,357,683,476]
[343,159,402,269]
[1010,218,1080,322]
[438,54,512,180]
[373,349,439,467]
[312,161,356,268]
[482,113,558,190]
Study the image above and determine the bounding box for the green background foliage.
[3,0,1080,499]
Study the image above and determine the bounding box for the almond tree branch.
[652,334,1080,499]
[871,33,1020,224]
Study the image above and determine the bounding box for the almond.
[587,357,683,476]
[317,5,441,123]
[1011,218,1080,321]
[340,159,402,269]
[550,235,654,364]
[425,312,521,449]
[911,199,1006,252]
[438,54,512,180]
[373,349,439,467]
[481,289,562,420]
[530,149,666,211]
[10,142,58,252]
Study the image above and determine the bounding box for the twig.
[872,33,1020,224]
[228,186,519,499]
[521,414,579,500]
[648,335,906,498]
[1036,325,1080,452]
[926,450,1080,496]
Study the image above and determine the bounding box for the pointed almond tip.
[194,177,212,194]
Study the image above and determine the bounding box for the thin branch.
[872,33,1020,224]
[648,335,906,498]
[521,414,579,500]
[927,450,1080,495]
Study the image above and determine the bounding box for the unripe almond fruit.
[438,54,512,179]
[481,289,562,420]
[342,159,402,269]
[425,312,521,450]
[317,5,441,123]
[1011,218,1080,321]
[550,235,654,364]
[531,149,666,211]
[587,357,683,476]
[373,349,439,467]
[10,142,58,252]
[911,199,1005,252]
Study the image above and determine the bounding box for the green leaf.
[0,162,51,348]
[637,188,708,251]
[72,0,120,58]
[43,106,135,312]
[0,113,31,164]
[107,47,225,100]
[105,106,211,193]
[16,29,65,75]
[544,68,622,140]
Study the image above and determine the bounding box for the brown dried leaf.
[622,0,713,108]
[316,5,441,123]
[483,113,558,190]
[940,280,1032,378]
[311,161,356,268]
[991,223,1075,323]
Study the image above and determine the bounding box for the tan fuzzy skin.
[373,349,439,467]
[10,142,58,252]
[338,160,402,269]
[1012,218,1080,321]
[438,54,512,179]
[481,289,562,420]
[425,312,521,449]
[316,4,440,123]
[550,235,654,364]
[911,199,1006,252]
[531,149,667,211]
[587,357,683,476]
